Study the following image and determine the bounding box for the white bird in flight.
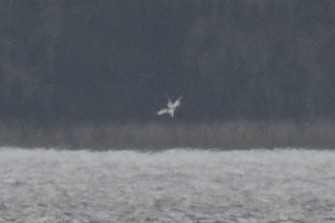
[156,96,182,119]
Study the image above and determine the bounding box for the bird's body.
[156,96,182,119]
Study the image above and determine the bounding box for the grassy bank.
[0,121,334,150]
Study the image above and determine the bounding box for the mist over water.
[1,148,335,223]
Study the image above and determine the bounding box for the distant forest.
[1,0,334,125]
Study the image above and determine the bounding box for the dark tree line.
[0,0,334,125]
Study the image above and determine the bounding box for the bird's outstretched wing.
[157,108,169,116]
[172,96,182,108]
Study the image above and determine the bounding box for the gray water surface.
[0,148,335,223]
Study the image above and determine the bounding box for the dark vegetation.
[0,121,334,150]
[0,0,334,149]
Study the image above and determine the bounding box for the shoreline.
[0,121,334,150]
